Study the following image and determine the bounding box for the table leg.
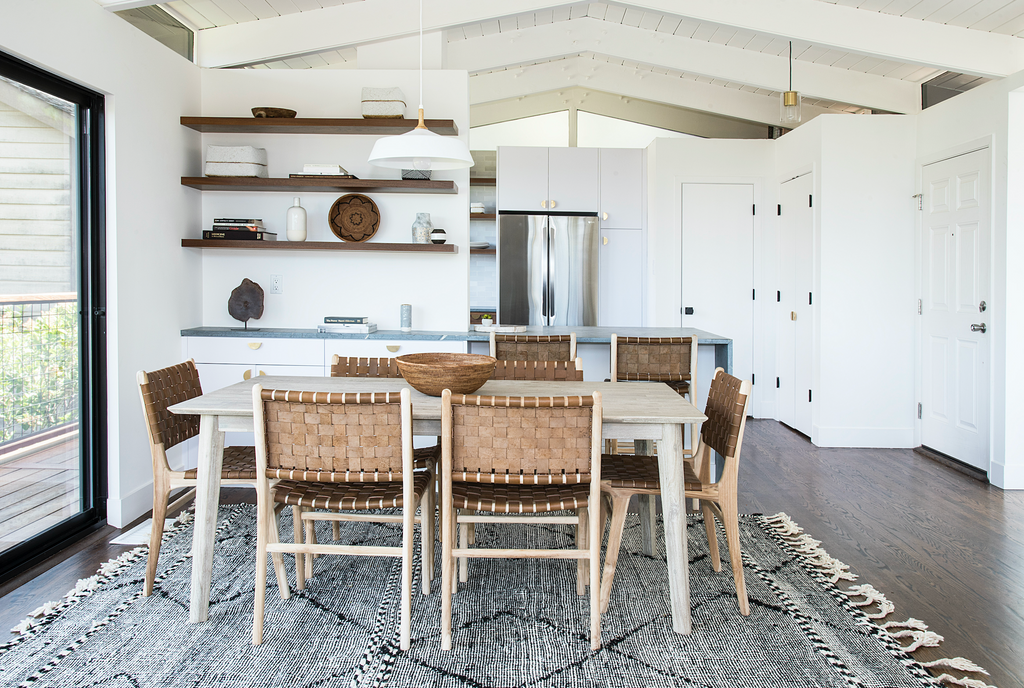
[634,440,657,556]
[189,414,225,623]
[657,422,691,634]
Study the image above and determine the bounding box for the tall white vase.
[286,197,307,241]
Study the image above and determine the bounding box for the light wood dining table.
[168,376,706,634]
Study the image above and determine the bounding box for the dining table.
[168,375,707,635]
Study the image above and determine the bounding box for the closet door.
[777,173,814,435]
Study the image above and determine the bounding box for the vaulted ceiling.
[98,0,1024,129]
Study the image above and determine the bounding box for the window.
[115,6,194,62]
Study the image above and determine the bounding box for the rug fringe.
[5,509,194,639]
[763,512,997,688]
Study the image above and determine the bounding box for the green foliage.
[0,301,79,443]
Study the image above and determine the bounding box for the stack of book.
[318,316,377,334]
[203,218,276,241]
[289,164,356,180]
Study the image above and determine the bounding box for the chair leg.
[332,519,341,541]
[252,498,269,645]
[441,505,454,651]
[576,507,588,596]
[589,501,601,650]
[421,491,433,595]
[599,494,631,614]
[719,497,749,616]
[144,482,170,597]
[638,495,656,556]
[701,501,721,572]
[400,495,414,651]
[292,506,305,591]
[467,522,475,546]
[304,518,316,581]
[268,500,290,600]
[458,516,469,583]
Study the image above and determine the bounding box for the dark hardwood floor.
[1,422,1020,688]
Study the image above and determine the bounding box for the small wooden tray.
[329,193,380,242]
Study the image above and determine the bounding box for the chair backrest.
[330,354,402,378]
[611,335,697,384]
[491,358,583,381]
[441,391,602,484]
[137,360,203,471]
[253,387,412,482]
[489,333,577,362]
[697,368,751,486]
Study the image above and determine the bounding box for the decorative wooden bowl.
[395,353,496,396]
[251,107,297,118]
[329,193,380,242]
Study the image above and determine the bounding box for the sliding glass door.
[0,51,105,581]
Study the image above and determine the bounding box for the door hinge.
[777,204,782,216]
[808,390,812,403]
[809,194,813,207]
[918,402,922,419]
[82,117,90,136]
[776,377,780,389]
[913,193,922,210]
[680,307,683,315]
[752,204,756,215]
[917,299,922,315]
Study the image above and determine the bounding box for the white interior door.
[920,149,990,470]
[681,183,754,410]
[777,173,814,435]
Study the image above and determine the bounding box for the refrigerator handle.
[546,222,553,321]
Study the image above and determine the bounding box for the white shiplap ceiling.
[100,0,1024,127]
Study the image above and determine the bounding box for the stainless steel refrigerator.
[497,212,599,326]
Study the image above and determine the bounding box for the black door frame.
[0,49,107,583]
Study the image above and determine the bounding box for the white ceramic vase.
[286,197,307,241]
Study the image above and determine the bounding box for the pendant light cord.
[419,0,423,111]
[789,41,793,92]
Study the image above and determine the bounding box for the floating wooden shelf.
[470,248,496,255]
[181,116,459,136]
[181,176,457,194]
[470,177,496,186]
[182,239,458,253]
[470,213,497,220]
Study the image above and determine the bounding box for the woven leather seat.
[451,482,591,513]
[182,445,257,480]
[273,471,431,510]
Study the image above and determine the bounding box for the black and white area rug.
[0,506,992,688]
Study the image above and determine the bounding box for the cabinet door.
[497,147,548,212]
[598,229,643,327]
[548,147,600,213]
[600,148,643,229]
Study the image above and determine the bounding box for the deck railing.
[0,294,79,445]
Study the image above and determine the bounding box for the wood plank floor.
[0,435,80,553]
[0,421,1020,688]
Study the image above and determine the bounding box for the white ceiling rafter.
[446,18,920,113]
[193,0,1024,76]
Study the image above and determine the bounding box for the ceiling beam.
[449,19,919,114]
[470,56,840,127]
[197,0,1024,77]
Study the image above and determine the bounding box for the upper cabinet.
[497,147,600,213]
[599,148,643,229]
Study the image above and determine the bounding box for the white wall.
[916,70,1024,489]
[198,69,470,332]
[0,0,203,525]
[577,111,697,149]
[469,111,569,151]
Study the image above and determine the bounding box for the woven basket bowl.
[395,353,496,396]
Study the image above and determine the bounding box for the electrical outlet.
[270,274,283,294]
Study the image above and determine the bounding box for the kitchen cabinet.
[497,147,599,213]
[324,339,466,365]
[599,148,643,229]
[599,229,643,327]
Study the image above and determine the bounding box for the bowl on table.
[395,352,496,396]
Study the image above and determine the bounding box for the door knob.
[602,212,608,220]
[541,200,547,209]
[971,323,987,333]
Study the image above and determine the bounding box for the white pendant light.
[367,0,474,171]
[780,41,802,125]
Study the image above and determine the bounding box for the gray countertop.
[180,326,732,344]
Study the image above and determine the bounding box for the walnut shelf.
[470,178,496,186]
[182,239,458,253]
[181,176,457,194]
[470,213,497,220]
[181,116,458,136]
[470,248,496,255]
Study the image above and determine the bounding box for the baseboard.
[989,459,1024,490]
[811,426,915,449]
[106,480,154,529]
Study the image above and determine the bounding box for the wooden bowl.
[252,107,297,118]
[395,353,496,396]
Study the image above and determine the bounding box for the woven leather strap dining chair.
[610,334,697,399]
[136,360,258,597]
[598,368,752,616]
[491,357,584,381]
[251,386,432,651]
[439,390,604,651]
[489,332,577,362]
